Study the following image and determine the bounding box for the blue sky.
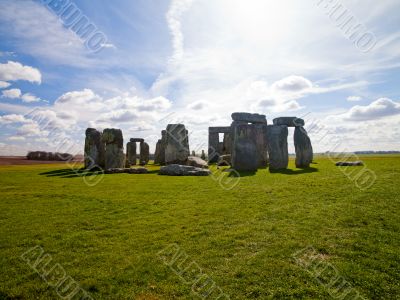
[0,0,399,155]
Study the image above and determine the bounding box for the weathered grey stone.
[217,154,231,166]
[126,141,137,166]
[222,132,232,155]
[231,112,267,124]
[231,123,259,171]
[201,150,206,160]
[186,156,208,168]
[335,161,363,166]
[128,167,148,174]
[254,123,268,167]
[159,164,211,176]
[84,128,105,169]
[267,125,288,170]
[105,168,129,174]
[165,124,190,164]
[208,131,220,163]
[294,127,313,168]
[159,130,167,165]
[130,138,144,143]
[102,128,125,170]
[209,126,231,134]
[191,150,196,156]
[273,117,304,127]
[154,139,162,164]
[139,142,150,166]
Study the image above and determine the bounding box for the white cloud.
[187,100,209,110]
[347,96,362,102]
[0,114,28,124]
[271,75,312,93]
[7,136,25,141]
[21,93,41,103]
[345,98,400,121]
[0,61,41,83]
[0,81,11,88]
[2,88,21,99]
[136,96,172,111]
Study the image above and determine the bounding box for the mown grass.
[0,155,399,299]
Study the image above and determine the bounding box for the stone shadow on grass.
[269,166,318,175]
[39,168,103,178]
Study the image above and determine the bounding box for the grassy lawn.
[0,155,399,299]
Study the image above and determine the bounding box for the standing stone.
[222,132,232,155]
[231,122,259,171]
[201,150,206,160]
[191,150,196,156]
[165,124,190,164]
[267,125,288,170]
[159,130,167,165]
[294,127,313,168]
[84,128,105,169]
[102,128,125,170]
[126,140,137,166]
[139,142,150,166]
[154,139,162,164]
[254,124,268,167]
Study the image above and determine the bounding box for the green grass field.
[0,156,399,299]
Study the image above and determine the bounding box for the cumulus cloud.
[2,88,21,99]
[347,95,362,102]
[271,75,312,93]
[0,61,41,83]
[7,136,25,141]
[0,114,28,124]
[136,96,172,111]
[345,98,400,121]
[21,93,41,103]
[0,81,11,88]
[187,100,209,110]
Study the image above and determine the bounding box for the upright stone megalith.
[294,127,313,168]
[126,139,137,166]
[139,142,150,166]
[231,123,259,171]
[208,126,231,163]
[154,139,162,164]
[159,130,167,165]
[231,112,268,171]
[267,125,288,170]
[165,124,190,164]
[102,128,125,170]
[84,128,105,169]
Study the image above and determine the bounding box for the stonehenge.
[80,112,312,175]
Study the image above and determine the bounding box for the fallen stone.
[273,117,304,127]
[128,167,148,174]
[186,156,208,168]
[231,112,267,124]
[159,164,211,176]
[335,161,363,166]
